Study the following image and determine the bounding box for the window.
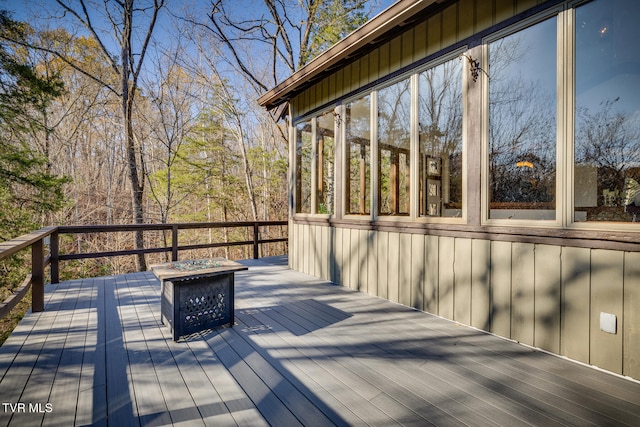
[295,120,312,213]
[488,17,557,220]
[573,0,640,223]
[345,95,371,215]
[378,79,411,215]
[418,58,463,218]
[316,111,335,214]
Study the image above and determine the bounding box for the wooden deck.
[1,256,639,426]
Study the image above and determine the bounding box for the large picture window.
[418,58,463,218]
[378,79,411,215]
[345,95,371,215]
[488,17,557,220]
[316,111,335,214]
[573,0,640,223]
[295,120,312,213]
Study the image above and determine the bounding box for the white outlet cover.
[600,312,617,334]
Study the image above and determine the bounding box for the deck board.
[1,256,639,426]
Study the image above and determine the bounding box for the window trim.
[481,7,565,228]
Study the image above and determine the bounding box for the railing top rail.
[0,226,57,263]
[57,220,288,234]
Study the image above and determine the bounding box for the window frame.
[293,108,337,218]
[413,49,468,224]
[566,0,640,232]
[481,7,566,228]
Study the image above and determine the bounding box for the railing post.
[50,230,59,284]
[172,225,179,262]
[31,238,44,312]
[253,223,259,259]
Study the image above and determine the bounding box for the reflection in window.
[418,58,463,218]
[488,17,557,220]
[345,96,371,215]
[316,111,335,214]
[378,79,411,215]
[295,121,312,213]
[574,0,640,223]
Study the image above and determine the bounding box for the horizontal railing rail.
[0,221,287,317]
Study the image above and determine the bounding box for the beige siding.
[290,224,640,381]
[491,240,512,338]
[511,242,535,346]
[424,235,439,313]
[399,233,412,306]
[438,236,455,319]
[560,246,591,364]
[411,234,425,311]
[590,250,624,374]
[388,232,400,304]
[358,229,369,292]
[367,230,378,296]
[534,244,561,354]
[413,21,428,62]
[454,238,472,325]
[389,36,402,75]
[624,251,640,379]
[377,231,389,300]
[442,3,457,48]
[458,0,474,39]
[471,239,491,330]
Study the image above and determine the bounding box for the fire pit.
[150,258,248,341]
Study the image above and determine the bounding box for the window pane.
[574,0,640,223]
[488,17,557,220]
[345,95,371,215]
[418,58,463,218]
[316,111,335,214]
[295,120,312,213]
[378,79,411,215]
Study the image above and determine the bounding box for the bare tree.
[50,0,166,270]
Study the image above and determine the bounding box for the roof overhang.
[257,0,440,110]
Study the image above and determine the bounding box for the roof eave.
[257,0,439,110]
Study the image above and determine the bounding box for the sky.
[1,0,396,91]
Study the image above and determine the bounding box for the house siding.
[289,223,640,379]
[285,0,640,382]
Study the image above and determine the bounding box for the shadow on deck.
[1,256,639,426]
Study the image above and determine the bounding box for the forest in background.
[0,0,378,340]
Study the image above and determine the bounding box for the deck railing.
[0,221,287,318]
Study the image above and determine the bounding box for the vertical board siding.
[388,232,401,303]
[294,225,638,380]
[438,236,455,319]
[367,230,378,296]
[441,3,458,49]
[335,227,343,285]
[534,244,561,354]
[411,234,426,311]
[624,252,640,379]
[454,238,472,325]
[401,29,415,68]
[590,250,624,374]
[389,36,403,76]
[458,0,474,39]
[377,231,389,300]
[560,246,591,364]
[511,242,535,346]
[471,239,491,330]
[424,235,439,313]
[358,229,369,292]
[399,233,413,307]
[491,240,512,338]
